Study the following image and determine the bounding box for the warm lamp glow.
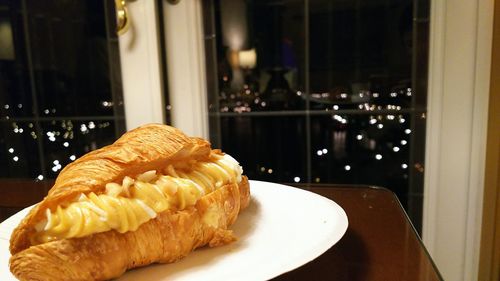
[0,19,15,60]
[220,0,248,50]
[238,48,257,69]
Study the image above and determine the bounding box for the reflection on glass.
[310,114,412,200]
[204,0,429,232]
[213,0,306,112]
[0,17,15,60]
[220,116,307,182]
[0,0,125,181]
[309,0,415,104]
[0,121,41,178]
[40,120,118,177]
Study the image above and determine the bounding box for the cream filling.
[32,154,243,245]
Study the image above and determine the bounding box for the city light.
[52,160,62,172]
[294,176,301,183]
[333,115,347,124]
[375,154,383,160]
[344,165,351,171]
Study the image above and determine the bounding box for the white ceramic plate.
[0,180,348,281]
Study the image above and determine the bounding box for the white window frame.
[120,0,208,137]
[162,0,209,139]
[423,0,493,280]
[121,0,494,279]
[118,0,165,130]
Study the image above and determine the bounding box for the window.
[202,0,429,231]
[0,0,125,219]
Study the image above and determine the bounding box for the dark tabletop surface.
[273,185,443,281]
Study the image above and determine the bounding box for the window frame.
[422,0,493,280]
[119,0,166,130]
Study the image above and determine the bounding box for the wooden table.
[274,185,443,281]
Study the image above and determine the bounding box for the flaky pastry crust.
[9,124,250,280]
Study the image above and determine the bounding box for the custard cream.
[32,154,243,244]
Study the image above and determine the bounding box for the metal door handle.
[115,0,130,35]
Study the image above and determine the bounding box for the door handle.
[115,0,130,35]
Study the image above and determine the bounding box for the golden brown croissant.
[9,124,250,280]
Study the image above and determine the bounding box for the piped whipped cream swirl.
[32,153,243,245]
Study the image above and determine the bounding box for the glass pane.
[27,1,121,117]
[0,121,41,178]
[0,2,33,118]
[203,0,430,233]
[407,111,426,232]
[0,0,126,221]
[309,0,416,108]
[310,114,411,199]
[40,120,119,179]
[220,116,307,183]
[208,0,306,112]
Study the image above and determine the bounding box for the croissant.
[9,124,250,280]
